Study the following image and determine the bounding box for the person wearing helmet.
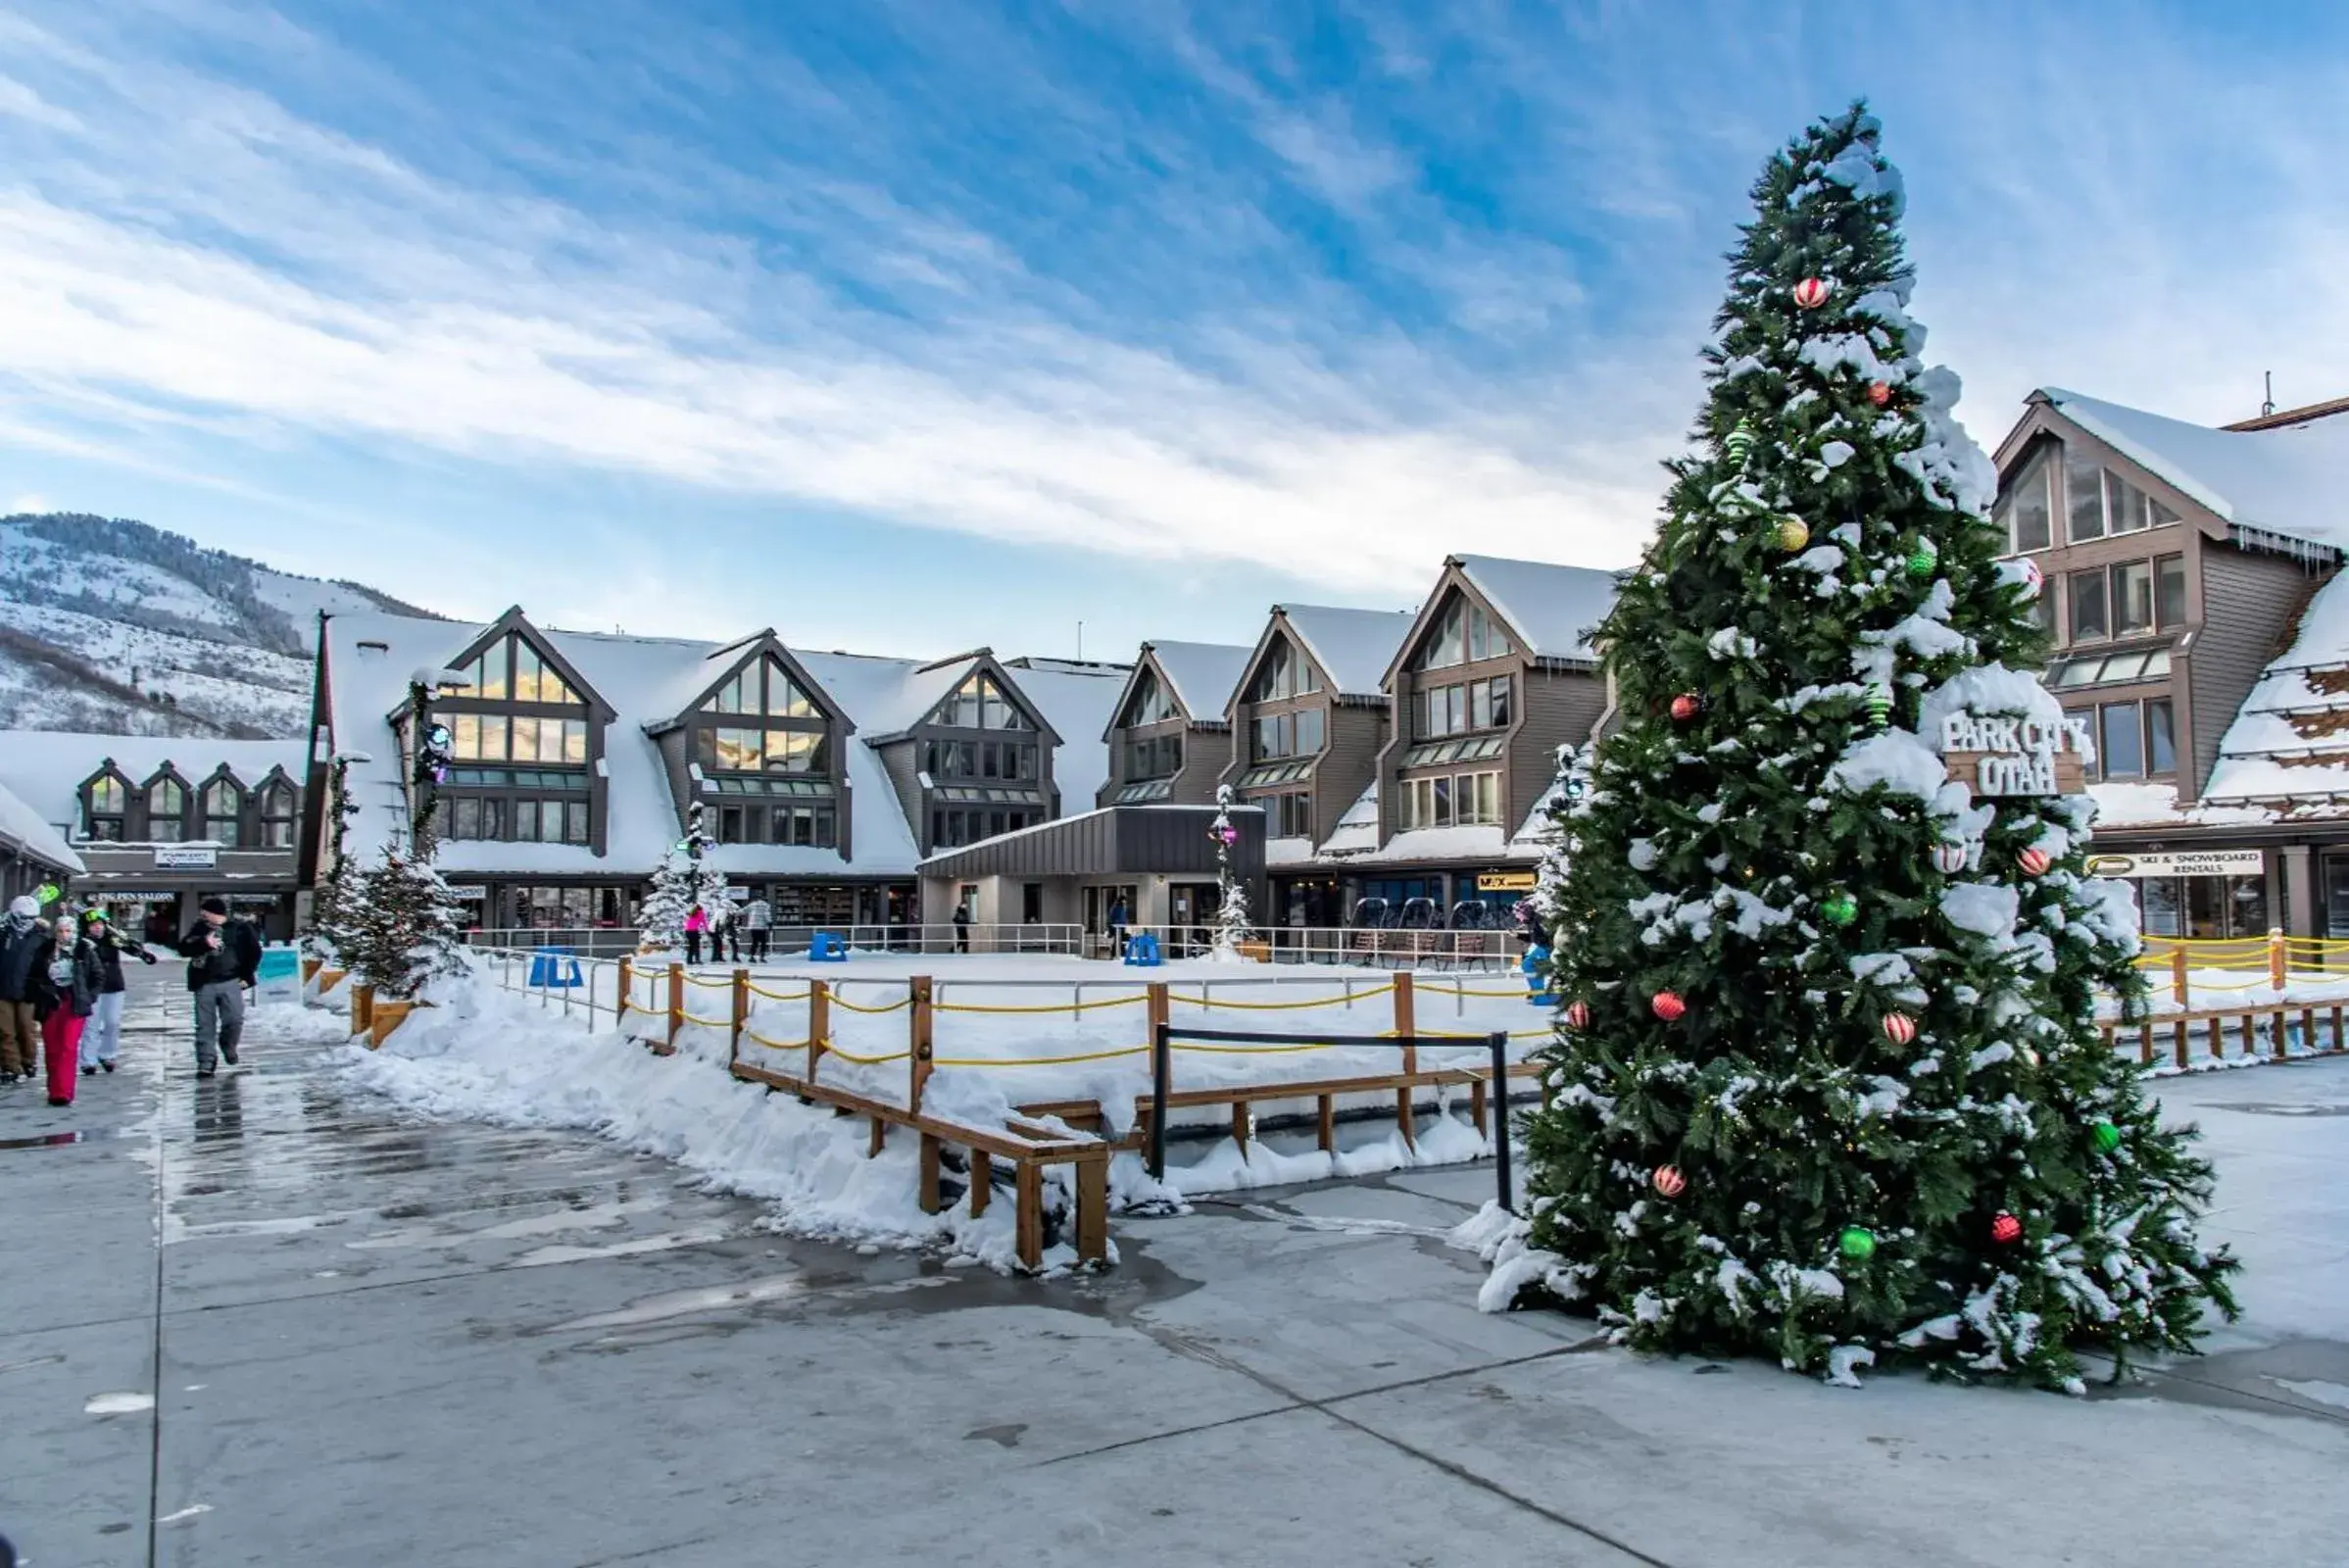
[78,907,157,1074]
[0,894,47,1086]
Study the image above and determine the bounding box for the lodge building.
[1991,387,2349,938]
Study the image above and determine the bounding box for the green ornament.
[1905,540,1938,578]
[1864,684,1891,728]
[1820,892,1858,928]
[1724,420,1755,463]
[2091,1120,2122,1154]
[1837,1226,1877,1261]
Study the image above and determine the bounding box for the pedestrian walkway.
[1,973,2343,1566]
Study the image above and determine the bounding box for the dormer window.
[1120,668,1179,727]
[452,714,588,764]
[698,727,828,773]
[1248,641,1319,702]
[937,671,1029,730]
[147,777,186,842]
[203,778,242,846]
[444,634,582,706]
[704,657,815,718]
[84,775,126,842]
[1413,597,1510,671]
[259,780,298,848]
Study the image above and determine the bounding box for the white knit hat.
[8,896,38,918]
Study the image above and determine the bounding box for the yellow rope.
[830,994,910,1015]
[1167,983,1395,1010]
[934,994,1148,1015]
[677,1010,733,1027]
[742,1028,812,1051]
[817,1043,911,1065]
[683,973,734,990]
[747,984,810,1003]
[932,1046,1151,1067]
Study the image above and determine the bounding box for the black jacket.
[33,937,102,1021]
[178,919,262,991]
[90,928,157,995]
[0,913,46,1004]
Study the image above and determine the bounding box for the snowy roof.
[1003,661,1126,807]
[2198,571,2349,811]
[1318,780,1379,856]
[1452,555,1621,662]
[2086,782,2278,832]
[1279,605,1417,698]
[2039,388,2349,551]
[0,731,308,838]
[1143,640,1250,723]
[0,777,83,875]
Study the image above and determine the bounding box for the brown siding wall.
[877,737,924,850]
[1318,702,1388,844]
[1166,727,1228,808]
[1508,667,1606,824]
[653,728,690,841]
[2185,545,2333,797]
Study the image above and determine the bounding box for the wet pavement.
[2,973,2344,1566]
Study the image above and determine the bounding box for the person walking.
[0,895,46,1086]
[743,894,772,962]
[951,901,972,954]
[713,903,739,963]
[682,904,709,965]
[79,908,155,1075]
[177,897,261,1078]
[1106,895,1129,958]
[33,915,102,1106]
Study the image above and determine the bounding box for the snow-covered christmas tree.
[304,754,366,964]
[1207,784,1252,960]
[347,850,469,1001]
[1485,105,2236,1391]
[640,800,719,954]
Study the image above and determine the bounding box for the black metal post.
[1150,1019,1171,1182]
[1488,1030,1513,1214]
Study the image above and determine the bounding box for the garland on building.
[1209,784,1252,959]
[641,799,721,954]
[1478,104,2236,1393]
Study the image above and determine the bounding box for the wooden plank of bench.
[969,1152,992,1217]
[918,1132,942,1214]
[1075,1153,1107,1263]
[1317,1094,1335,1152]
[1016,1162,1044,1271]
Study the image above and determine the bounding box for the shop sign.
[97,890,180,903]
[2083,850,2265,879]
[1939,712,2090,797]
[152,846,218,870]
[444,885,489,901]
[1476,871,1539,893]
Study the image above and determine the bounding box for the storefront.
[2082,848,2272,939]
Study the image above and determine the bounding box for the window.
[699,727,829,774]
[1248,639,1320,702]
[1120,669,1179,726]
[85,775,126,842]
[936,670,1029,729]
[1397,770,1502,829]
[2064,455,2179,543]
[203,779,241,845]
[1998,447,2054,552]
[2156,555,2186,628]
[147,778,185,842]
[511,641,576,704]
[703,656,815,719]
[2098,703,2144,779]
[2069,568,2109,641]
[1297,707,1324,754]
[446,634,581,706]
[1414,597,1512,671]
[445,798,585,843]
[2147,698,2177,774]
[2113,560,2154,636]
[1253,709,1323,760]
[1258,792,1312,837]
[768,806,836,849]
[928,739,1033,779]
[1125,733,1183,780]
[1419,676,1512,739]
[2048,646,2173,689]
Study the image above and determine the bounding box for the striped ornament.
[1881,1011,1917,1046]
[2017,847,2053,876]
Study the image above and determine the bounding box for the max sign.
[1939,712,2091,798]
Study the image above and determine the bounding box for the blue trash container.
[808,931,847,962]
[1122,932,1163,967]
[529,946,584,988]
[1522,943,1553,1005]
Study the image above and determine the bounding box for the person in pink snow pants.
[34,915,103,1107]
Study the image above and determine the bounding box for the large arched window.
[203,778,243,846]
[147,777,186,843]
[84,774,127,842]
[259,780,298,849]
[1119,668,1179,727]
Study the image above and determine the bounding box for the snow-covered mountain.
[0,513,440,738]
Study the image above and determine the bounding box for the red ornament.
[1669,693,1700,722]
[1651,991,1687,1022]
[1652,1164,1687,1199]
[1990,1212,2023,1246]
[1881,1011,1917,1046]
[1867,381,1892,407]
[2017,847,2053,877]
[1792,277,1830,310]
[1933,841,1968,874]
[1563,1000,1591,1031]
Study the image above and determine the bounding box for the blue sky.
[0,1,2343,661]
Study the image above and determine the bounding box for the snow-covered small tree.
[641,799,719,954]
[1208,784,1252,958]
[347,851,468,1001]
[1486,105,2236,1392]
[305,754,367,964]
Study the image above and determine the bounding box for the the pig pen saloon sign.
[1939,711,2090,797]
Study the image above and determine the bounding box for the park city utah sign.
[1939,711,2090,798]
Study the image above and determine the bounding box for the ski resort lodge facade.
[1990,388,2349,939]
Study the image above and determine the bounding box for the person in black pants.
[952,903,971,954]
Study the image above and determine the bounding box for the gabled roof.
[2034,388,2349,552]
[0,733,308,837]
[2200,570,2349,809]
[423,607,618,720]
[1451,555,1620,663]
[0,776,83,876]
[640,631,855,737]
[1141,640,1250,723]
[1276,604,1417,699]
